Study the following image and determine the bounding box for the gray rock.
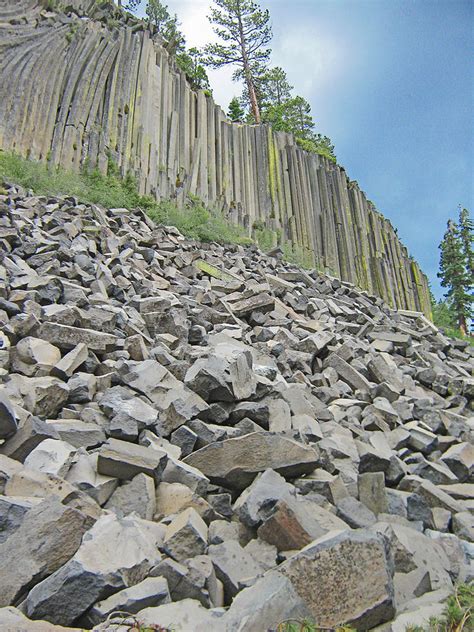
[336,496,377,528]
[273,529,395,628]
[183,432,319,490]
[0,393,18,440]
[85,577,171,625]
[23,513,164,625]
[163,507,208,562]
[0,497,90,606]
[105,473,156,519]
[0,496,40,543]
[97,438,168,481]
[208,540,264,602]
[0,416,60,462]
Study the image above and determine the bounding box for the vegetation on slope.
[0,151,249,247]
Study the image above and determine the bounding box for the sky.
[137,0,473,299]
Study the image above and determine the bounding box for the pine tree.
[261,66,293,107]
[146,0,170,30]
[438,217,473,336]
[227,97,245,121]
[176,48,211,91]
[459,206,474,277]
[204,0,272,124]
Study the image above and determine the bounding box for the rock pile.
[0,183,472,631]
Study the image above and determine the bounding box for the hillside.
[0,0,431,314]
[0,183,472,630]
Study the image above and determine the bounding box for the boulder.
[0,497,90,606]
[23,514,164,625]
[183,433,319,490]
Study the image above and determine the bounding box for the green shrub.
[405,582,473,632]
[147,196,252,245]
[0,151,252,247]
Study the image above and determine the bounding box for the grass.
[0,151,251,246]
[405,582,473,632]
[0,150,155,211]
[274,621,354,632]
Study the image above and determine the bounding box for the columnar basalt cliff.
[0,0,431,314]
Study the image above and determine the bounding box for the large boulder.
[269,530,395,628]
[0,498,90,607]
[23,514,164,625]
[183,433,319,490]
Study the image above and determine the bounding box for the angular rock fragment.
[0,497,90,606]
[23,514,164,625]
[85,577,171,626]
[183,432,319,490]
[97,438,168,481]
[163,507,208,562]
[0,393,17,439]
[274,530,395,628]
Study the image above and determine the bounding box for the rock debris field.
[0,183,472,631]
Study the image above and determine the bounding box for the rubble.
[0,187,472,630]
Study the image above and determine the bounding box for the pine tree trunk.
[459,314,467,337]
[247,77,261,124]
[238,14,261,124]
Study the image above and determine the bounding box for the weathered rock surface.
[183,432,319,489]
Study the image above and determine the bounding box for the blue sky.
[140,0,473,299]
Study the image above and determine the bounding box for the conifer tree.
[459,206,474,277]
[227,96,245,122]
[204,0,272,124]
[438,213,473,336]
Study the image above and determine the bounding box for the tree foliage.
[438,207,473,336]
[227,96,245,122]
[204,0,272,124]
[176,47,211,91]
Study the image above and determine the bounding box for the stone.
[273,530,395,628]
[257,497,348,552]
[23,438,76,478]
[50,343,88,380]
[38,322,117,353]
[85,577,171,625]
[452,512,474,542]
[336,496,377,528]
[163,507,208,562]
[223,573,311,632]
[208,540,264,602]
[359,472,389,515]
[183,433,319,490]
[233,468,294,527]
[97,438,168,481]
[0,607,79,631]
[127,599,225,632]
[161,456,210,495]
[47,419,105,449]
[325,353,371,392]
[208,520,240,545]
[0,393,17,439]
[23,513,164,625]
[0,496,40,543]
[66,449,118,506]
[440,442,474,482]
[154,481,213,522]
[15,337,61,370]
[0,416,60,462]
[105,473,156,520]
[229,293,275,318]
[20,377,69,418]
[0,497,90,606]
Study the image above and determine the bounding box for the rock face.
[275,531,395,628]
[0,185,472,631]
[183,432,319,489]
[0,0,431,314]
